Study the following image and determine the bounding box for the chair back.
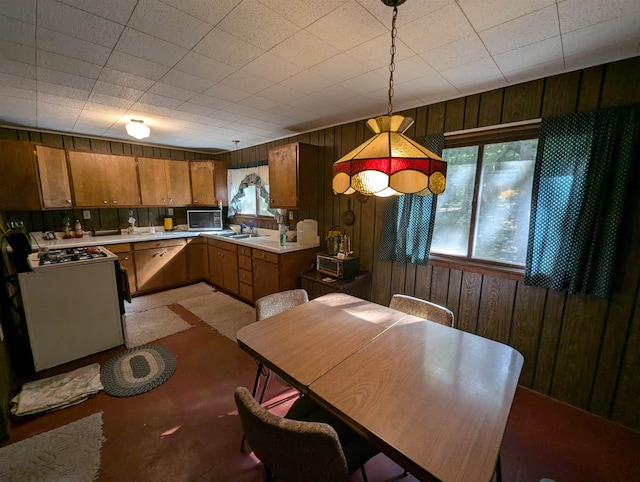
[389,294,454,327]
[255,289,309,321]
[234,387,349,482]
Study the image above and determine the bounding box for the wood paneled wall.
[216,57,640,430]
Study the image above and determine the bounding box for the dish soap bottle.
[74,219,83,238]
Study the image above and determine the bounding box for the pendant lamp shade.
[332,115,447,197]
[126,119,150,140]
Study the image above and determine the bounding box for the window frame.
[429,123,540,279]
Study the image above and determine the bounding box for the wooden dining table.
[236,293,524,482]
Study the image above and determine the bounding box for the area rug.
[0,412,105,481]
[178,291,256,342]
[11,363,103,417]
[125,282,214,314]
[124,305,192,348]
[101,344,177,397]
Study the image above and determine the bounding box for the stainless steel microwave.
[316,253,359,280]
[187,209,223,231]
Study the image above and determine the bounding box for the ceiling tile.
[38,81,89,100]
[148,82,196,102]
[87,91,136,109]
[115,27,188,67]
[0,14,36,47]
[379,55,437,84]
[0,40,35,65]
[36,27,111,65]
[217,0,299,50]
[159,0,242,26]
[57,0,138,24]
[419,34,490,72]
[189,93,230,110]
[0,70,35,91]
[160,69,214,94]
[459,0,555,32]
[0,0,36,23]
[37,92,86,109]
[242,52,300,84]
[105,51,170,81]
[128,0,212,49]
[37,51,103,79]
[203,83,251,103]
[0,95,36,123]
[339,71,388,95]
[440,58,504,89]
[174,51,235,83]
[558,0,640,33]
[0,57,35,79]
[503,59,565,83]
[220,70,273,95]
[176,102,214,116]
[36,66,95,90]
[308,53,369,82]
[0,84,36,100]
[259,0,343,28]
[494,37,563,74]
[278,71,329,96]
[193,28,263,69]
[92,80,144,101]
[480,6,559,55]
[401,3,476,53]
[307,1,386,52]
[98,68,156,91]
[562,16,640,57]
[564,39,639,70]
[37,0,124,48]
[345,34,412,71]
[270,30,339,69]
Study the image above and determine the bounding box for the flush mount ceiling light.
[332,0,447,197]
[125,119,150,140]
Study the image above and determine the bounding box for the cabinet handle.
[124,256,129,260]
[194,199,198,203]
[154,251,161,256]
[103,200,108,204]
[160,250,168,257]
[169,197,173,203]
[163,198,167,203]
[112,199,117,204]
[66,199,72,203]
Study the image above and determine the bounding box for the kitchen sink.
[225,233,263,239]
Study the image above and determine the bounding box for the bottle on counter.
[63,216,72,239]
[279,224,287,247]
[74,219,83,238]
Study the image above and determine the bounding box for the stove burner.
[38,247,107,265]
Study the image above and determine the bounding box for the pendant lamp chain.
[387,6,398,116]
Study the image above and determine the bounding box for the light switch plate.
[167,208,174,215]
[83,210,91,219]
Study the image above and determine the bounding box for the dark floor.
[3,299,640,482]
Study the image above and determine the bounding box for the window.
[430,127,539,266]
[227,164,273,218]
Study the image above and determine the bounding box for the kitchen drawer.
[252,248,278,264]
[239,268,252,285]
[239,282,253,301]
[238,246,251,257]
[134,238,186,250]
[207,237,237,252]
[108,243,132,253]
[238,254,252,271]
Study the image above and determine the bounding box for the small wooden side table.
[301,270,372,301]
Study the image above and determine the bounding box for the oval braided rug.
[100,344,176,397]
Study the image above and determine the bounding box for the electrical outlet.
[83,210,91,220]
[167,208,174,215]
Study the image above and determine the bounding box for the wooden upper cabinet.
[139,157,191,206]
[35,145,73,208]
[190,161,215,206]
[0,140,72,210]
[268,142,318,210]
[68,151,139,207]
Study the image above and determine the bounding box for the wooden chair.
[389,294,454,327]
[235,386,377,482]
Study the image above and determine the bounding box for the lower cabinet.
[109,243,137,296]
[187,237,209,281]
[134,238,187,293]
[207,238,239,295]
[252,249,280,301]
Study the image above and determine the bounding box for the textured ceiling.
[0,0,638,153]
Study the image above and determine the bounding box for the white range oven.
[18,246,125,371]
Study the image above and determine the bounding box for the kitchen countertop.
[29,227,319,254]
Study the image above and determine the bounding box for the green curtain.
[525,104,640,298]
[378,134,443,265]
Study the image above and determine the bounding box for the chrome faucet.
[240,223,247,233]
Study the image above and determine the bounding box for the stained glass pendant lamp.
[332,0,447,197]
[126,119,150,140]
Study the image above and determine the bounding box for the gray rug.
[124,305,192,348]
[0,412,105,481]
[101,345,177,397]
[178,291,256,341]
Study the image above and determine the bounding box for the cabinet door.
[161,244,188,286]
[68,151,109,206]
[268,144,298,208]
[165,159,191,205]
[190,161,215,205]
[213,161,228,206]
[252,257,279,301]
[208,246,224,287]
[116,252,137,295]
[187,238,209,280]
[138,157,167,205]
[134,248,167,292]
[221,248,239,295]
[104,154,139,206]
[0,140,41,210]
[35,145,73,209]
